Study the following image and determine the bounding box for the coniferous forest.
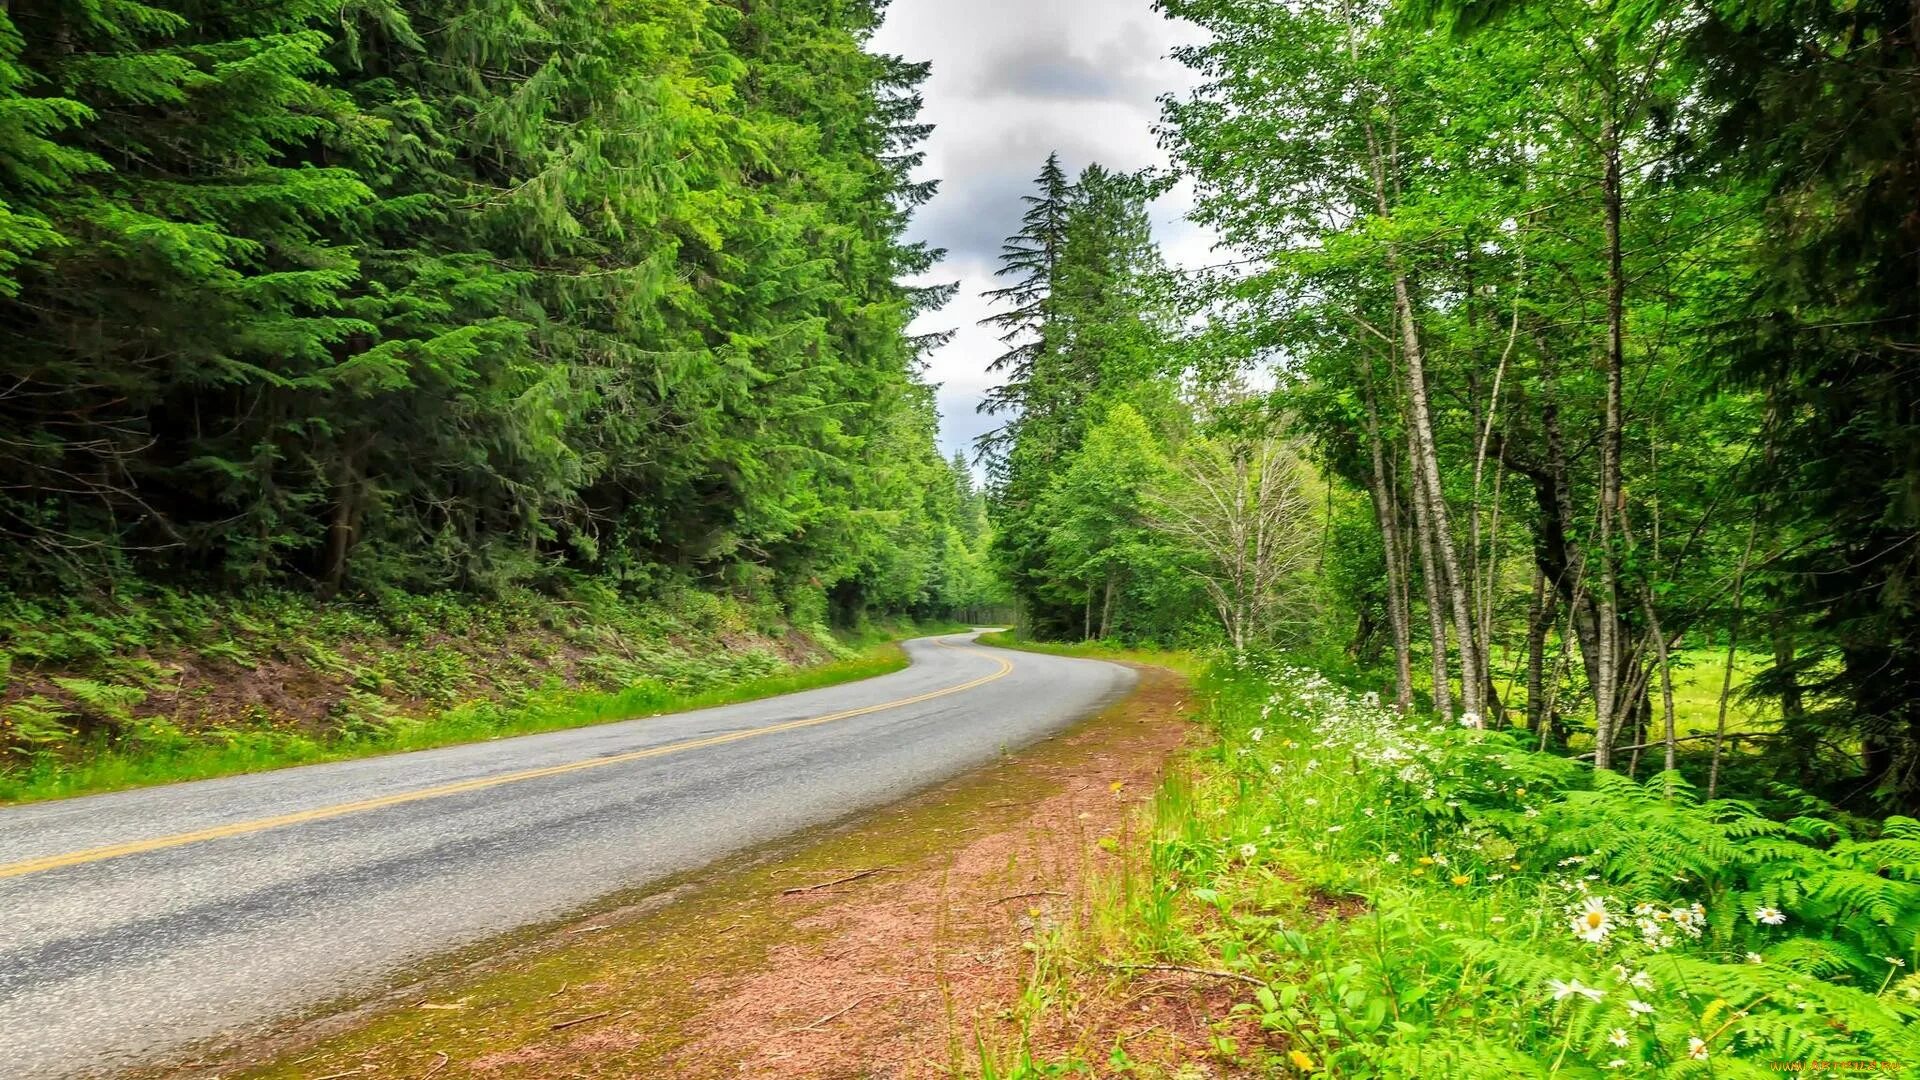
[0,0,1003,793]
[0,0,988,610]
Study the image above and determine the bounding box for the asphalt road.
[0,632,1134,1078]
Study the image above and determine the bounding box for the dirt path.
[154,666,1192,1079]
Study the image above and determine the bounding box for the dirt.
[152,664,1227,1080]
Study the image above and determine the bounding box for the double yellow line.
[0,639,1013,882]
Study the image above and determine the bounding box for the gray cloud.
[971,22,1167,103]
[974,48,1136,102]
[911,163,1038,269]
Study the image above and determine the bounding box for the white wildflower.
[1571,896,1612,943]
[1547,978,1604,1002]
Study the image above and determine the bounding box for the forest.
[0,0,1005,789]
[984,0,1920,816]
[968,0,1920,1071]
[2,0,1918,1069]
[0,0,994,617]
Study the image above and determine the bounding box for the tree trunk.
[1360,346,1416,712]
[1406,420,1454,719]
[1709,517,1760,800]
[1646,605,1679,776]
[1525,565,1553,733]
[1594,111,1628,770]
[1389,272,1483,722]
[323,444,363,598]
[1352,75,1483,722]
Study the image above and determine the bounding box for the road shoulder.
[147,662,1193,1079]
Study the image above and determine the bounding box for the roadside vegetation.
[0,583,958,803]
[980,647,1920,1076]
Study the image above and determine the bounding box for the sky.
[868,0,1215,465]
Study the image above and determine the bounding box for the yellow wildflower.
[1289,1048,1316,1072]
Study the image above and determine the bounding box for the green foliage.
[1025,657,1920,1076]
[0,0,984,633]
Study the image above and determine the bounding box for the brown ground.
[153,664,1244,1080]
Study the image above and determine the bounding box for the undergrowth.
[0,580,957,803]
[995,656,1920,1077]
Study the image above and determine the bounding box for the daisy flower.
[1239,843,1258,860]
[1547,978,1604,1002]
[1752,905,1786,925]
[1571,896,1612,943]
[1688,1036,1709,1060]
[1608,1028,1629,1048]
[1627,999,1654,1015]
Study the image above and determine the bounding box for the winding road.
[0,632,1134,1078]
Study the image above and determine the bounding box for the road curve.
[0,632,1135,1078]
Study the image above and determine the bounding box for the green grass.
[1478,644,1777,739]
[0,636,925,806]
[974,629,1213,678]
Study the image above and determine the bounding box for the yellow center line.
[0,638,1014,882]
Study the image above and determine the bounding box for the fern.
[49,676,146,728]
[0,695,73,749]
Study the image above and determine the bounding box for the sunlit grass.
[974,629,1213,678]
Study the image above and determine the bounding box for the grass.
[0,628,948,805]
[1477,645,1777,740]
[974,629,1213,678]
[984,654,1920,1077]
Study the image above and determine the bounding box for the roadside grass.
[0,622,954,805]
[984,655,1920,1077]
[974,630,1213,679]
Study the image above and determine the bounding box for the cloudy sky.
[869,0,1214,463]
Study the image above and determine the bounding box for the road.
[0,632,1134,1078]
